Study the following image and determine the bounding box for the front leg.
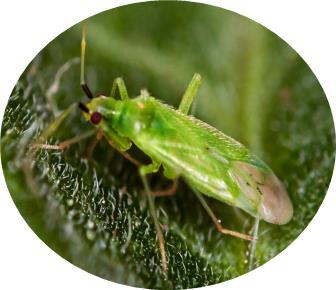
[139,162,168,273]
[32,130,96,150]
[32,103,94,151]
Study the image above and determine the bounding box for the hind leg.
[248,217,260,270]
[110,77,129,100]
[193,189,255,241]
[139,162,168,272]
[178,73,202,114]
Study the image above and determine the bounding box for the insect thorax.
[108,97,155,138]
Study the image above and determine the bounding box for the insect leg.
[107,138,142,167]
[194,190,256,241]
[178,73,202,114]
[139,162,168,273]
[32,130,96,150]
[150,164,179,197]
[85,130,103,159]
[37,103,78,142]
[110,77,129,100]
[32,103,87,149]
[151,178,178,197]
[31,102,96,150]
[248,217,260,270]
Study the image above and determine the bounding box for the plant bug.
[33,20,293,273]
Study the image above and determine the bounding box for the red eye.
[90,112,102,125]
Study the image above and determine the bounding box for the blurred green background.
[1,1,335,289]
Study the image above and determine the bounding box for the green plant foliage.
[1,2,334,289]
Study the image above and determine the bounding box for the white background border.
[1,1,335,289]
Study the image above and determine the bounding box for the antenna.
[80,20,93,99]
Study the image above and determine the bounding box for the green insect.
[34,21,293,272]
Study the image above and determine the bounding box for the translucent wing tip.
[259,172,293,225]
[233,161,293,225]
